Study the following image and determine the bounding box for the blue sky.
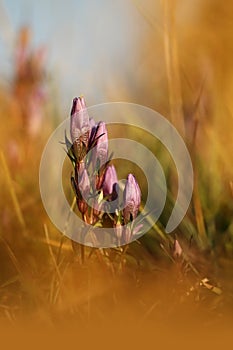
[0,0,147,113]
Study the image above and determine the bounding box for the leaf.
[63,147,76,167]
[64,130,72,150]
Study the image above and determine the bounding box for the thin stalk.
[0,150,26,232]
[57,196,76,264]
[163,0,185,137]
[44,224,62,281]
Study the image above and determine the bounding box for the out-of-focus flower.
[173,239,183,258]
[7,139,21,166]
[27,90,45,136]
[70,96,90,147]
[123,174,141,224]
[102,165,118,198]
[13,26,47,137]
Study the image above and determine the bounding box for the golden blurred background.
[0,0,233,335]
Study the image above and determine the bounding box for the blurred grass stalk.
[133,0,208,245]
[162,0,208,245]
[0,151,26,234]
[162,0,185,137]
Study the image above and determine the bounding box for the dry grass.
[0,0,233,334]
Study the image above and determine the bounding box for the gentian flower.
[78,167,90,198]
[75,165,90,214]
[92,121,108,168]
[70,96,90,148]
[123,174,141,224]
[102,165,118,198]
[68,96,143,247]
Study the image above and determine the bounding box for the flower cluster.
[67,96,142,245]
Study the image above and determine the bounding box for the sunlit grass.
[0,2,233,329]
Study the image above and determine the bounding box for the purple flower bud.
[93,121,108,168]
[76,166,90,214]
[70,96,90,145]
[102,165,118,197]
[123,174,141,223]
[78,168,90,198]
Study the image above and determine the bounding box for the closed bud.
[93,121,108,168]
[76,167,90,215]
[123,174,141,224]
[102,165,118,198]
[78,167,90,199]
[70,96,90,147]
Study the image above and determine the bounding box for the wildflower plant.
[65,96,142,246]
